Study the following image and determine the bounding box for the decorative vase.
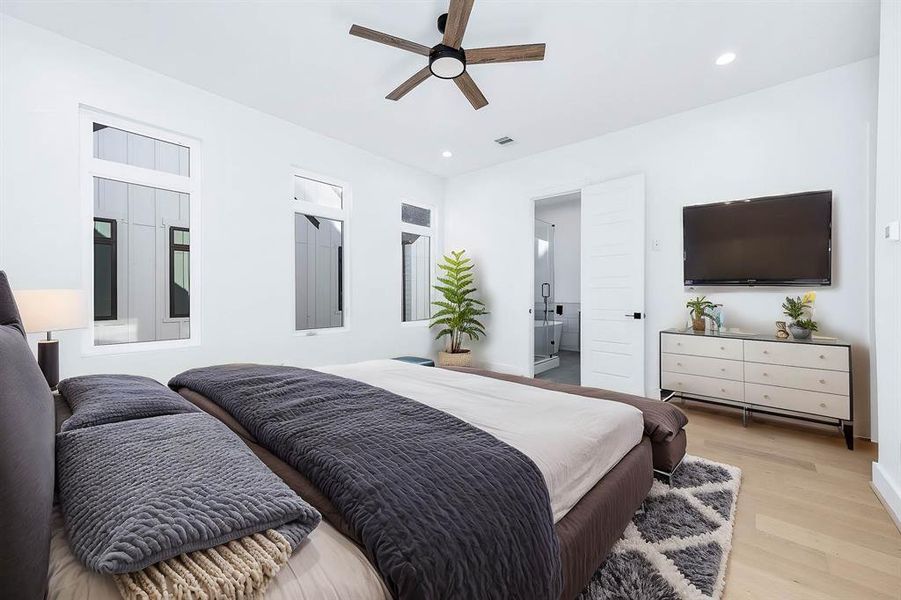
[788,324,812,340]
[691,317,706,332]
[437,350,473,368]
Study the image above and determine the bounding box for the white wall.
[446,59,878,437]
[535,197,581,304]
[873,1,901,527]
[0,16,444,382]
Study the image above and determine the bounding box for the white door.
[580,174,646,395]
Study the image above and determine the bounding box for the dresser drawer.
[744,340,849,372]
[744,362,849,396]
[660,334,743,361]
[661,353,742,381]
[662,372,744,402]
[744,383,850,419]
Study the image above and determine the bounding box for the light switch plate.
[886,221,900,242]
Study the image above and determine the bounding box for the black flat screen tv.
[683,191,832,286]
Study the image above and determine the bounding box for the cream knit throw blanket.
[113,530,292,600]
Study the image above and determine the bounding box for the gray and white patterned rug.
[580,455,741,600]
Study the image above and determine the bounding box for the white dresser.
[659,329,854,449]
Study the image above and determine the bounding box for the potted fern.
[782,294,818,340]
[686,296,716,332]
[430,250,488,367]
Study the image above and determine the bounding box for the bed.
[0,271,688,600]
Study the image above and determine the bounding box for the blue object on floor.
[392,356,435,367]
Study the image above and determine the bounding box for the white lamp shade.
[13,289,87,334]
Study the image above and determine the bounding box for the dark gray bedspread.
[170,364,563,600]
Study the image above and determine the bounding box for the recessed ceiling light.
[442,150,453,158]
[715,52,736,66]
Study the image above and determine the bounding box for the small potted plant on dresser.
[430,250,488,367]
[686,296,716,332]
[782,293,818,340]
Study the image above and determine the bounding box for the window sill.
[82,336,199,357]
[293,326,350,337]
[401,319,432,328]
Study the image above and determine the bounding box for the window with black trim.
[93,218,117,321]
[169,227,190,318]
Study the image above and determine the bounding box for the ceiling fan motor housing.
[429,44,466,79]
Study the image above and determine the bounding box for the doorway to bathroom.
[533,192,581,384]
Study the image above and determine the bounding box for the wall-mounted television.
[683,191,832,287]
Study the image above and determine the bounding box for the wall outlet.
[885,221,900,242]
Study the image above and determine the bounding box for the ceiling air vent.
[494,136,515,146]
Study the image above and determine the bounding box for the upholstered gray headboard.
[0,272,54,599]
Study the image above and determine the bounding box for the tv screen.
[683,191,832,286]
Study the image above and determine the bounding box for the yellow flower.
[802,291,816,304]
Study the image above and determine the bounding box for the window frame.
[80,107,202,355]
[399,199,436,325]
[291,167,352,336]
[92,217,118,321]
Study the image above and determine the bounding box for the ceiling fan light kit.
[349,0,546,110]
[429,45,466,79]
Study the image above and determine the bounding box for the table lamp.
[13,289,86,389]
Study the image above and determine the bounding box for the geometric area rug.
[579,456,742,600]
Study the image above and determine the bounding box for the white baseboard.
[477,360,527,376]
[872,462,901,534]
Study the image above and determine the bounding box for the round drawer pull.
[720,368,726,372]
[819,379,826,384]
[763,394,770,399]
[763,350,769,354]
[720,346,725,350]
[819,402,827,408]
[819,354,825,359]
[720,388,726,393]
[676,362,682,366]
[763,372,768,376]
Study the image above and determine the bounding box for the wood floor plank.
[681,404,901,599]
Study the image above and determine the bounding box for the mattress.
[319,360,645,522]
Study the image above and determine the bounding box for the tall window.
[401,202,433,322]
[294,172,348,331]
[84,112,199,347]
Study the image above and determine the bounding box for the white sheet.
[48,507,390,600]
[319,360,644,522]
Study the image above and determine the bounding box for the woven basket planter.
[437,350,473,368]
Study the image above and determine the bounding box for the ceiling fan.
[349,0,546,110]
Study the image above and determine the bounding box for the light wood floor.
[680,401,901,600]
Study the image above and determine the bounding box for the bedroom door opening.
[532,192,582,385]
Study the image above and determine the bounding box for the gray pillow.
[57,374,199,432]
[56,413,321,573]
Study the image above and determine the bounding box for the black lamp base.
[37,339,59,390]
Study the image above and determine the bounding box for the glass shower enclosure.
[534,219,561,372]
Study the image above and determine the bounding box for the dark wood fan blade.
[386,67,432,101]
[349,24,430,56]
[454,72,488,110]
[443,0,474,49]
[466,44,546,65]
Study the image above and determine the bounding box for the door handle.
[624,312,642,320]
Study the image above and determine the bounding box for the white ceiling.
[1,1,880,177]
